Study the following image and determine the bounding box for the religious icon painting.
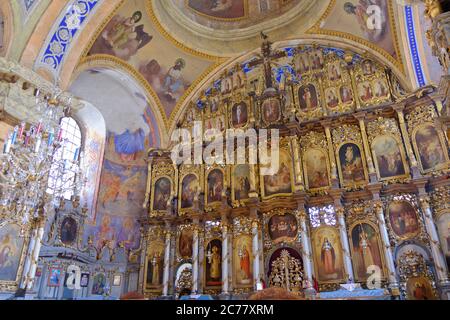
[0,224,25,282]
[262,150,293,199]
[48,267,62,287]
[303,148,331,191]
[406,276,437,300]
[293,52,311,74]
[372,78,390,99]
[387,201,420,240]
[435,213,450,270]
[145,240,164,289]
[60,216,77,246]
[412,124,449,174]
[336,143,368,187]
[205,239,222,288]
[261,97,281,125]
[339,85,354,105]
[268,213,298,244]
[231,101,248,128]
[312,226,345,283]
[233,235,253,288]
[310,49,324,70]
[325,87,340,109]
[152,177,172,211]
[362,59,376,76]
[179,173,199,210]
[371,135,408,181]
[298,84,319,111]
[91,273,106,295]
[358,81,374,102]
[209,95,220,113]
[327,61,342,82]
[232,164,251,204]
[178,227,193,259]
[350,223,384,282]
[206,168,224,205]
[80,273,90,288]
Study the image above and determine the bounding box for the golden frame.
[370,134,410,182]
[259,96,284,127]
[0,223,30,292]
[311,225,346,285]
[178,165,203,216]
[264,209,300,245]
[411,123,450,174]
[335,141,369,188]
[231,163,254,207]
[228,95,252,130]
[260,144,295,200]
[301,147,332,193]
[150,175,175,214]
[386,200,422,242]
[204,165,228,210]
[176,224,194,261]
[203,238,223,291]
[144,238,165,293]
[232,234,254,289]
[347,220,387,283]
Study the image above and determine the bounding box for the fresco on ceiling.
[320,0,396,58]
[187,0,246,19]
[87,3,214,118]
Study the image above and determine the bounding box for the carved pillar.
[290,135,304,191]
[143,154,155,209]
[162,225,172,296]
[138,226,148,293]
[354,112,377,182]
[221,218,230,294]
[298,209,314,287]
[321,121,338,186]
[20,228,37,289]
[192,221,200,293]
[374,200,399,288]
[336,207,354,282]
[419,195,450,284]
[393,104,420,177]
[26,219,45,290]
[251,213,261,289]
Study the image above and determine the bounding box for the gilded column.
[321,121,338,185]
[192,223,200,293]
[297,209,313,286]
[162,227,172,296]
[221,220,230,294]
[393,104,420,177]
[143,154,155,209]
[419,196,450,284]
[26,219,45,290]
[374,201,399,288]
[354,112,376,181]
[290,135,304,191]
[336,207,354,282]
[251,217,261,289]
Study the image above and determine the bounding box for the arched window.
[47,117,82,200]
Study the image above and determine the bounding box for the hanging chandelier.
[0,89,86,228]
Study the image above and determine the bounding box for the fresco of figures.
[350,223,384,281]
[312,227,344,283]
[205,239,222,288]
[371,135,406,180]
[0,224,25,282]
[268,213,298,244]
[387,201,420,239]
[233,235,253,288]
[337,143,367,186]
[413,124,448,172]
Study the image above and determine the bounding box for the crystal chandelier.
[0,89,86,227]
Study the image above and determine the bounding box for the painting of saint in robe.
[188,0,246,20]
[328,62,342,81]
[263,152,292,197]
[298,84,318,111]
[153,177,171,211]
[406,277,436,300]
[233,235,253,287]
[48,267,62,287]
[388,201,420,238]
[304,149,330,189]
[358,81,373,102]
[268,213,298,243]
[231,102,248,128]
[181,174,199,209]
[89,11,152,61]
[372,135,406,179]
[362,60,376,76]
[146,252,163,287]
[294,53,310,74]
[313,227,344,282]
[0,224,24,281]
[310,49,324,70]
[340,85,354,104]
[233,165,251,201]
[325,87,339,109]
[207,169,224,203]
[351,224,383,281]
[261,98,281,124]
[373,79,389,98]
[414,124,447,172]
[92,273,106,295]
[321,238,336,276]
[60,217,77,245]
[338,143,366,185]
[179,228,193,259]
[205,239,222,287]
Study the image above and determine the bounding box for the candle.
[47,129,54,146]
[34,136,42,153]
[4,133,12,153]
[11,126,18,145]
[18,122,25,139]
[24,133,30,146]
[73,147,79,161]
[57,128,63,142]
[36,121,43,135]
